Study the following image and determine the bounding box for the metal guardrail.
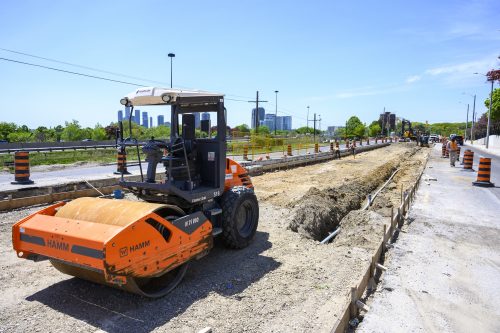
[0,138,251,154]
[0,140,118,153]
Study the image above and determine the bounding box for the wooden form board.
[0,185,121,211]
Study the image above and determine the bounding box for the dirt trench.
[288,147,420,241]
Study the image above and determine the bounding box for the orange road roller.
[12,88,259,297]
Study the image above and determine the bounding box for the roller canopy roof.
[121,87,224,106]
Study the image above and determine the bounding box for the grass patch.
[0,147,145,170]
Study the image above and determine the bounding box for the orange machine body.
[224,158,253,190]
[12,158,252,291]
[12,200,213,287]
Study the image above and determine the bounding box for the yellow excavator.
[401,119,417,141]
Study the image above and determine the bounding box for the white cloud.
[405,55,499,87]
[424,58,495,76]
[406,75,421,83]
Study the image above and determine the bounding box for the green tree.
[105,124,119,139]
[368,121,381,137]
[143,125,171,140]
[354,123,366,138]
[256,125,270,135]
[54,125,64,142]
[295,126,320,134]
[61,120,85,141]
[34,126,50,142]
[91,124,107,140]
[234,124,250,133]
[0,122,17,141]
[484,88,500,121]
[8,131,32,142]
[345,116,364,138]
[18,125,30,132]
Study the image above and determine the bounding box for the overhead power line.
[0,47,257,100]
[0,57,143,86]
[0,47,169,86]
[0,48,308,122]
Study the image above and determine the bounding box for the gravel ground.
[0,143,428,333]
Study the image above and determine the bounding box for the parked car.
[0,139,8,143]
[429,134,438,143]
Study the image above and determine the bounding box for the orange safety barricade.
[11,151,34,185]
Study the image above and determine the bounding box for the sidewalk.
[464,142,500,158]
[357,145,500,332]
[465,135,500,158]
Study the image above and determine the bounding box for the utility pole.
[383,106,386,136]
[274,90,279,135]
[472,94,476,141]
[306,106,310,128]
[313,113,317,144]
[465,104,469,141]
[248,91,268,132]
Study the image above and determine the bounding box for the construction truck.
[12,87,259,297]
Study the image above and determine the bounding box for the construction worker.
[446,137,458,167]
[334,140,341,159]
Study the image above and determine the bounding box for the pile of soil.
[333,210,386,248]
[289,156,400,240]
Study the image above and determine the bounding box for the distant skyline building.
[134,109,140,124]
[251,107,266,129]
[284,116,292,131]
[263,113,276,131]
[378,111,396,136]
[327,125,345,136]
[278,116,292,131]
[117,110,123,122]
[201,112,210,121]
[149,116,153,128]
[124,106,131,120]
[193,112,201,128]
[157,115,164,126]
[142,111,149,128]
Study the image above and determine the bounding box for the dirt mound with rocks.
[288,149,419,240]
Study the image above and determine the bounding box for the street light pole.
[307,106,310,128]
[168,53,175,88]
[486,79,494,148]
[465,103,469,141]
[274,90,279,135]
[472,94,476,141]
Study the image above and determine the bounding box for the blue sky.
[1,0,499,129]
